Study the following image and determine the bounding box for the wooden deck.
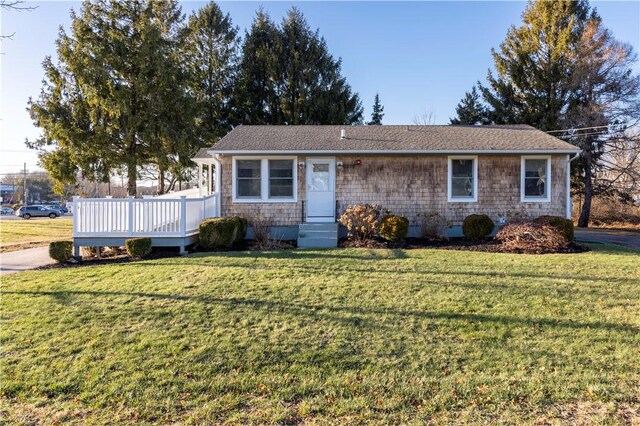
[72,194,219,254]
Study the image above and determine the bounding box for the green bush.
[125,238,152,258]
[379,215,409,241]
[535,215,574,241]
[199,216,247,249]
[49,241,73,263]
[462,214,495,240]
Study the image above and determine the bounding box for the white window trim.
[447,155,478,202]
[521,155,551,203]
[232,156,298,203]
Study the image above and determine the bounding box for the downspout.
[566,153,580,220]
[212,154,222,217]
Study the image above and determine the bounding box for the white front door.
[306,158,336,222]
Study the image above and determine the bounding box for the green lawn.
[0,218,73,252]
[1,246,638,424]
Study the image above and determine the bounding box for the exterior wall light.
[355,159,362,166]
[298,161,306,169]
[336,161,344,170]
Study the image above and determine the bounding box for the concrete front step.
[298,222,338,248]
[297,237,337,249]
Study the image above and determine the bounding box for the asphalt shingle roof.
[208,125,579,153]
[193,147,213,159]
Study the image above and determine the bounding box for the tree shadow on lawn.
[124,258,640,287]
[5,290,638,334]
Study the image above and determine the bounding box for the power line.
[545,123,633,134]
[545,125,612,134]
[556,130,625,139]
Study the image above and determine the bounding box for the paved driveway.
[575,228,640,250]
[0,247,53,275]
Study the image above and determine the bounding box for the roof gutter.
[208,149,581,156]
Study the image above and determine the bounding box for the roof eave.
[208,149,581,155]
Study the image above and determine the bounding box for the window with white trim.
[268,160,294,198]
[233,157,297,202]
[448,156,477,202]
[236,160,261,199]
[521,156,551,202]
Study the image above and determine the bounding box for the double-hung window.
[233,157,297,202]
[236,160,262,199]
[521,156,551,202]
[448,156,478,202]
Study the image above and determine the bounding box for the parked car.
[44,204,68,214]
[15,205,62,219]
[1,206,14,215]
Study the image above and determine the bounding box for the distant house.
[193,125,579,247]
[72,124,579,252]
[0,183,16,203]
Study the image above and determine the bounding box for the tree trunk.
[158,167,165,195]
[127,162,137,197]
[578,150,593,228]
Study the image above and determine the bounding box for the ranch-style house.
[72,125,580,252]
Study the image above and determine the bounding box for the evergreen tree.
[236,9,280,124]
[480,0,591,131]
[564,17,640,226]
[278,8,362,125]
[478,0,639,226]
[449,86,490,125]
[27,0,191,196]
[237,7,363,125]
[368,93,384,125]
[182,2,239,143]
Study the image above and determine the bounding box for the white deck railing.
[73,194,219,238]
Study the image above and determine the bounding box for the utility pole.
[23,162,27,206]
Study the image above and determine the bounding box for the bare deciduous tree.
[412,109,437,125]
[0,0,37,39]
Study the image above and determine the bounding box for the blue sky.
[1,1,638,175]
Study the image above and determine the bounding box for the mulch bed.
[341,237,589,254]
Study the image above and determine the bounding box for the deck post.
[72,196,79,238]
[179,196,187,255]
[198,163,203,197]
[128,196,134,235]
[213,156,222,217]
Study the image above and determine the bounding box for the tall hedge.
[199,216,247,249]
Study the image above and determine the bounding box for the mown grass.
[1,246,638,424]
[0,218,73,252]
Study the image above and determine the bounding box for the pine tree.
[237,7,363,125]
[182,2,239,144]
[449,86,489,125]
[478,0,639,226]
[367,93,384,125]
[27,0,191,196]
[480,0,591,131]
[564,17,640,226]
[236,9,281,124]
